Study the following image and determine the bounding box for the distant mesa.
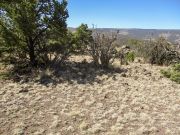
[68,27,180,44]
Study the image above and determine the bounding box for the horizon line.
[68,27,180,30]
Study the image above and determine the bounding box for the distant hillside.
[68,27,180,44]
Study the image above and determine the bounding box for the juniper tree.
[73,24,93,53]
[0,0,68,66]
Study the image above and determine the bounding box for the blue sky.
[67,0,180,29]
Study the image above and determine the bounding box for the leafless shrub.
[129,37,180,65]
[147,37,180,65]
[88,32,118,68]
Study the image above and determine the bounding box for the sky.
[67,0,180,29]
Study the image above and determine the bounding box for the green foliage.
[170,72,180,84]
[117,45,135,65]
[0,0,69,67]
[125,52,135,62]
[73,24,93,53]
[160,69,171,78]
[127,38,153,63]
[161,63,180,84]
[172,63,180,72]
[48,31,75,66]
[0,72,10,80]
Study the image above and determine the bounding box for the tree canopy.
[73,24,92,53]
[0,0,69,66]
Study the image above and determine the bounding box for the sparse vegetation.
[0,1,180,135]
[1,1,179,80]
[128,38,147,58]
[129,37,180,65]
[117,45,135,65]
[148,37,180,65]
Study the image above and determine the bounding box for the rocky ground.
[0,56,180,135]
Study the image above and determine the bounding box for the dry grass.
[0,55,180,135]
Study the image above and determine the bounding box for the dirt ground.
[0,56,180,135]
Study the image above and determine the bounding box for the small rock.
[89,123,105,133]
[121,73,127,77]
[67,126,74,132]
[111,113,118,119]
[19,88,29,93]
[13,122,26,135]
[80,121,89,130]
[134,76,138,80]
[0,90,6,95]
[33,129,45,135]
[123,83,129,86]
[50,115,60,128]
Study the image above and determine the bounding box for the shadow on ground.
[48,61,127,85]
[3,60,127,86]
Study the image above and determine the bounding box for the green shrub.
[125,52,135,62]
[172,63,180,72]
[160,69,171,78]
[0,72,10,80]
[170,72,180,84]
[161,63,180,84]
[127,38,151,61]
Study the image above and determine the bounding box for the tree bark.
[28,37,37,67]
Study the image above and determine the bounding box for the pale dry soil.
[0,56,180,135]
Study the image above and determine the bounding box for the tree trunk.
[28,37,37,67]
